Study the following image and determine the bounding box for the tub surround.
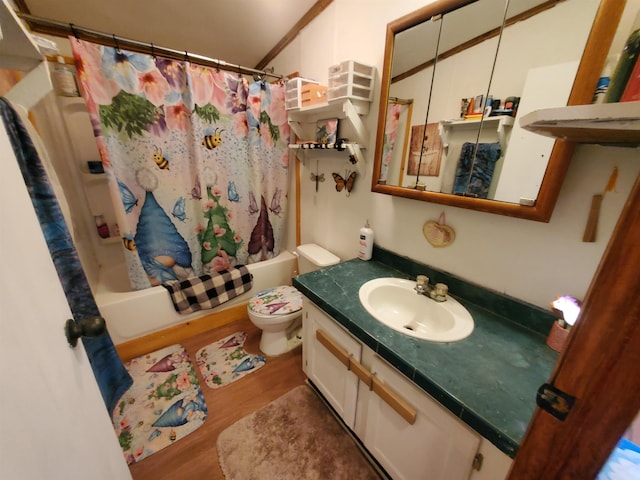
[292,246,558,458]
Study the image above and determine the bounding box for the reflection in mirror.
[373,0,619,221]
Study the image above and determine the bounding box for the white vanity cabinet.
[302,297,511,480]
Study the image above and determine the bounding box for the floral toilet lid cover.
[248,285,302,316]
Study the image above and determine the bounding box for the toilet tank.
[296,244,340,274]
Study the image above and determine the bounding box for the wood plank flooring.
[129,317,306,480]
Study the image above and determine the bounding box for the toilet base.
[259,320,303,356]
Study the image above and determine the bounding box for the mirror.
[372,0,620,221]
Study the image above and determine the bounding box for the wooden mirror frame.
[371,0,622,222]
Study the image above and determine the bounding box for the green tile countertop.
[292,247,559,458]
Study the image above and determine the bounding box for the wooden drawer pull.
[348,354,372,388]
[371,373,417,425]
[315,328,415,424]
[316,329,350,367]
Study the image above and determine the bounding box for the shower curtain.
[71,39,290,290]
[379,103,402,183]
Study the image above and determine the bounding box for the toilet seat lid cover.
[249,285,302,316]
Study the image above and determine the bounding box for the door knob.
[65,316,107,347]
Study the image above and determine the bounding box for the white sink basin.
[358,278,474,342]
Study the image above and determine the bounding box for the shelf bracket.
[288,120,305,141]
[343,99,369,146]
[345,143,364,166]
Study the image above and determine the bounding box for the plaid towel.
[162,266,253,314]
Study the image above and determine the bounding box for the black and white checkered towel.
[162,265,253,314]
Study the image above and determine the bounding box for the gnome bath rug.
[112,344,208,465]
[195,332,266,389]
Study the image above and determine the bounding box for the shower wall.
[32,62,127,288]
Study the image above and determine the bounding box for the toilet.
[247,244,339,356]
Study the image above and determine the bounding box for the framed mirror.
[371,0,622,221]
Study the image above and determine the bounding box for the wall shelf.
[287,98,369,164]
[519,101,640,145]
[440,115,514,153]
[0,0,52,109]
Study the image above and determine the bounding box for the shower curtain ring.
[113,34,121,53]
[184,51,190,63]
[150,43,156,59]
[69,23,79,39]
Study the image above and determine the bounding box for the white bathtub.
[94,251,297,345]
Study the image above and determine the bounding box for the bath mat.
[112,344,208,465]
[195,331,266,389]
[217,385,381,479]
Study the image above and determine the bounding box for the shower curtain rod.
[18,13,284,81]
[389,97,413,105]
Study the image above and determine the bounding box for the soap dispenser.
[358,220,374,261]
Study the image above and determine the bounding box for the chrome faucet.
[415,275,448,302]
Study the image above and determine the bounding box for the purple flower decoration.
[225,75,247,114]
[155,58,186,91]
[148,110,168,137]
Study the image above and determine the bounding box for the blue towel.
[453,142,501,199]
[0,97,132,415]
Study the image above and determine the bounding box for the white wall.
[273,0,640,309]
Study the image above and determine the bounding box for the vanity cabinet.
[302,298,511,480]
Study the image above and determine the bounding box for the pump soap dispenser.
[358,220,374,261]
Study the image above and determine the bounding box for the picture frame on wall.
[316,118,338,144]
[407,123,442,177]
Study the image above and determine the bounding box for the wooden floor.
[128,317,307,480]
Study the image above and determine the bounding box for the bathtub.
[94,251,297,345]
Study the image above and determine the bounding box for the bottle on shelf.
[604,28,640,103]
[592,55,618,104]
[94,214,110,239]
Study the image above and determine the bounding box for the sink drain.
[404,324,415,331]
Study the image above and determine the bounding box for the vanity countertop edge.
[292,250,559,459]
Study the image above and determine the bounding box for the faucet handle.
[434,283,448,298]
[415,275,428,294]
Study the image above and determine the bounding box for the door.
[509,174,640,478]
[0,123,131,479]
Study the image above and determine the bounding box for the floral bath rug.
[112,344,208,465]
[195,332,266,389]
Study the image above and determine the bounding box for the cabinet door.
[362,355,481,480]
[302,299,361,429]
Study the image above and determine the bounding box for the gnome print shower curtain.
[71,39,290,290]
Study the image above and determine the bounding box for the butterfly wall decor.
[332,171,357,196]
[310,172,325,192]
